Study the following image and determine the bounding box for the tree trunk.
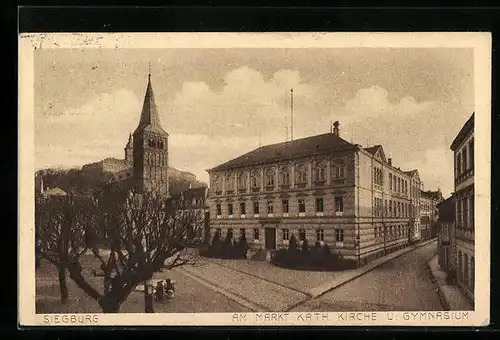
[99,298,121,313]
[58,264,69,304]
[144,280,155,313]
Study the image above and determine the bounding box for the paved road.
[290,241,443,312]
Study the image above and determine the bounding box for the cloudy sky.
[34,48,474,197]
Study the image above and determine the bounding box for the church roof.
[134,74,169,136]
[208,133,357,172]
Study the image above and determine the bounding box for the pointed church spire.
[138,71,161,128]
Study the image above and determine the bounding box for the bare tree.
[35,195,75,304]
[45,185,202,313]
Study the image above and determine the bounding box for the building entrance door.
[265,227,276,250]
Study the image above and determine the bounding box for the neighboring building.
[437,194,456,275]
[170,186,210,243]
[206,121,421,267]
[404,169,422,242]
[450,112,475,301]
[420,189,443,240]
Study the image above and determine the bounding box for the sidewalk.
[427,255,474,311]
[307,238,437,298]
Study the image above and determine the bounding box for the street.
[36,241,443,313]
[290,241,443,311]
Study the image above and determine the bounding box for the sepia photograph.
[18,32,490,326]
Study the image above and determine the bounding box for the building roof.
[44,187,67,196]
[421,189,443,201]
[450,112,474,151]
[209,133,358,172]
[364,145,380,155]
[133,74,169,136]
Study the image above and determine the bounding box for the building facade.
[170,186,210,244]
[207,122,421,267]
[437,194,456,275]
[420,189,443,240]
[450,112,475,300]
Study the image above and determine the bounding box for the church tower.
[132,72,169,195]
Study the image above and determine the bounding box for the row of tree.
[35,184,202,313]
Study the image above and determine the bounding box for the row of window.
[373,225,408,239]
[389,173,409,195]
[456,138,474,176]
[456,194,474,230]
[216,197,344,216]
[216,227,345,243]
[147,138,166,149]
[374,198,412,218]
[145,152,167,167]
[457,250,475,292]
[214,164,348,192]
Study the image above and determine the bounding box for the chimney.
[388,158,392,166]
[332,121,340,136]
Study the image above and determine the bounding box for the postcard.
[18,32,491,326]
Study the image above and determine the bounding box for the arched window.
[314,160,326,182]
[250,170,259,188]
[296,164,307,184]
[225,172,234,191]
[237,171,247,189]
[279,166,290,186]
[265,167,275,188]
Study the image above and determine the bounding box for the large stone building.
[450,112,475,301]
[206,121,421,267]
[420,189,443,240]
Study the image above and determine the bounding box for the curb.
[426,256,451,311]
[308,238,437,301]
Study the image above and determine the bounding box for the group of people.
[154,279,175,302]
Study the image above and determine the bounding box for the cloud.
[35,68,464,196]
[342,85,434,121]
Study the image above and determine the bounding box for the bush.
[200,230,247,259]
[301,238,309,253]
[288,234,298,252]
[270,241,350,271]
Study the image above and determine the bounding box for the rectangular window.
[389,173,393,190]
[469,139,474,169]
[298,199,306,213]
[335,228,344,242]
[216,204,222,216]
[253,201,259,214]
[282,199,289,213]
[397,202,401,217]
[227,228,233,239]
[282,228,290,241]
[463,197,468,229]
[267,201,274,214]
[298,229,306,241]
[228,203,233,216]
[253,228,259,240]
[374,227,378,238]
[389,201,392,214]
[462,146,468,173]
[470,194,474,230]
[240,228,245,238]
[315,198,324,212]
[385,199,388,216]
[316,229,324,241]
[240,202,246,215]
[335,197,344,212]
[456,153,462,175]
